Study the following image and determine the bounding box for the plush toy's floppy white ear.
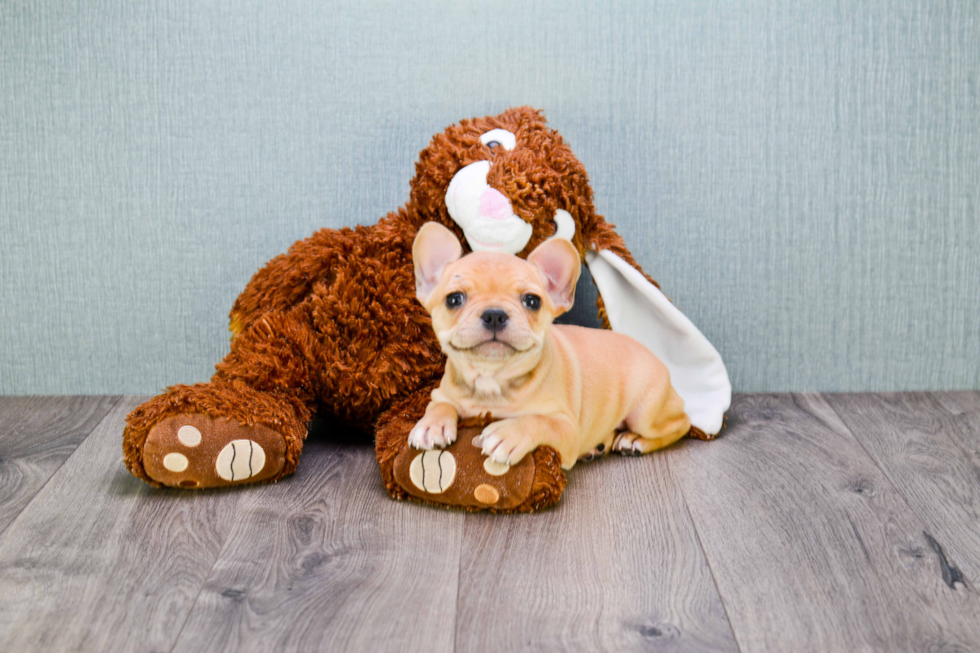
[413,222,463,303]
[585,249,731,435]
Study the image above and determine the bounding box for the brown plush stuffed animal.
[122,107,731,511]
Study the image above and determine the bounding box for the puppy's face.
[413,222,581,374]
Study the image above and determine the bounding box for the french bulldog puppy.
[407,222,691,470]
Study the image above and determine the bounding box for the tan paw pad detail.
[483,458,510,476]
[474,484,500,505]
[215,439,266,482]
[409,450,456,494]
[177,425,202,447]
[162,452,189,472]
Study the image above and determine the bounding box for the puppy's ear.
[528,237,581,315]
[413,222,463,304]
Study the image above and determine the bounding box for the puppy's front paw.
[408,413,458,450]
[478,419,535,466]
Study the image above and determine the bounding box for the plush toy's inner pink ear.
[528,238,581,314]
[413,222,463,304]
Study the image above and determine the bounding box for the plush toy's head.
[409,106,596,259]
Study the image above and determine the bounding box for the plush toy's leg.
[686,425,716,441]
[123,310,318,489]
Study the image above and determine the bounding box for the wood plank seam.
[0,395,122,540]
[917,392,980,466]
[452,527,463,653]
[165,506,245,653]
[666,453,746,653]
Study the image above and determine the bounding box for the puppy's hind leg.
[612,430,685,456]
[613,386,690,457]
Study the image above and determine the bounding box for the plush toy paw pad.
[162,452,189,472]
[483,458,510,476]
[473,483,500,505]
[409,450,457,494]
[143,414,286,489]
[215,439,267,482]
[177,425,202,447]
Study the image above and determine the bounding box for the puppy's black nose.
[481,308,509,333]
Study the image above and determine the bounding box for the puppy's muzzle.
[481,308,509,334]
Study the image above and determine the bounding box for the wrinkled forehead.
[444,253,542,295]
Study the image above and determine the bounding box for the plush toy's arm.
[229,217,410,338]
[230,229,342,337]
[577,216,732,436]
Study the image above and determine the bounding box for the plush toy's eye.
[445,292,466,309]
[521,294,541,311]
[479,129,516,151]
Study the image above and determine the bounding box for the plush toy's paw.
[408,413,458,450]
[477,418,536,466]
[142,413,287,488]
[390,416,562,512]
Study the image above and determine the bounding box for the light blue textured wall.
[1,0,978,395]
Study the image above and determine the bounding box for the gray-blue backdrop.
[2,0,978,395]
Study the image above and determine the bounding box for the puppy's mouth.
[450,337,519,359]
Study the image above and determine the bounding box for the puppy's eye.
[445,292,466,309]
[485,140,501,151]
[522,294,541,311]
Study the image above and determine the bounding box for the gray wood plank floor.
[0,396,119,535]
[0,392,977,652]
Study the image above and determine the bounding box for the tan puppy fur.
[409,222,691,470]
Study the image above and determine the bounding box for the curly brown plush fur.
[122,107,694,509]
